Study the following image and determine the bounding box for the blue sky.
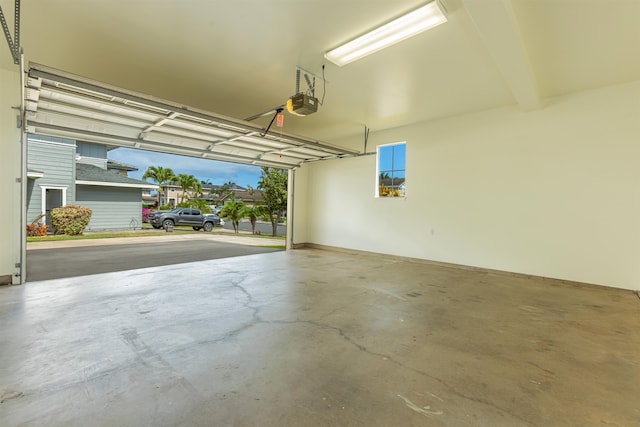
[109,147,263,188]
[379,143,406,178]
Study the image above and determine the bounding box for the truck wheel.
[192,226,201,231]
[163,219,174,229]
[203,222,214,232]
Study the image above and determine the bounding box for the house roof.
[379,178,406,187]
[76,163,157,189]
[203,183,248,192]
[233,190,263,202]
[200,189,263,204]
[107,159,138,172]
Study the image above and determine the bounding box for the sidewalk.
[27,230,285,250]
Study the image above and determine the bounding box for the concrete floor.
[1,248,638,426]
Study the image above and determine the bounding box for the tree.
[142,166,176,207]
[220,200,245,234]
[257,167,287,237]
[176,173,198,204]
[242,205,263,235]
[187,198,211,213]
[192,181,203,198]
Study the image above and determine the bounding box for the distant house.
[159,184,182,208]
[201,184,263,207]
[26,135,157,231]
[107,159,139,176]
[379,177,406,197]
[141,188,156,206]
[155,182,263,209]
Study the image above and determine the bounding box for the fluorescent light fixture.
[324,1,447,67]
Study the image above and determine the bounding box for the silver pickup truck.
[148,208,224,232]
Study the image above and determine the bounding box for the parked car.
[148,208,224,232]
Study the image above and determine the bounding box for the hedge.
[50,205,93,235]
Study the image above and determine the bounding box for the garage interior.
[1,1,639,425]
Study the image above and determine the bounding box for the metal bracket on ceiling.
[0,0,20,65]
[295,67,319,96]
[245,66,325,122]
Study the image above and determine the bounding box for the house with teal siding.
[26,135,157,231]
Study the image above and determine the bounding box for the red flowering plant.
[26,214,48,237]
[142,208,154,223]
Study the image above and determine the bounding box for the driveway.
[26,233,284,282]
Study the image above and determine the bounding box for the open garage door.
[25,63,359,169]
[21,63,361,282]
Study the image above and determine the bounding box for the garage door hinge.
[15,177,21,183]
[15,263,21,268]
[16,114,22,128]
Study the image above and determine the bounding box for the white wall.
[0,68,23,284]
[300,81,640,290]
[76,186,142,231]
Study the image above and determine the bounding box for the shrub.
[142,208,154,223]
[50,205,92,235]
[26,214,48,237]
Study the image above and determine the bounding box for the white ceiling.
[1,0,639,144]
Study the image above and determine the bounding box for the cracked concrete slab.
[1,248,638,426]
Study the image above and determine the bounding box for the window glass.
[377,142,406,197]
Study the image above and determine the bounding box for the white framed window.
[376,142,406,197]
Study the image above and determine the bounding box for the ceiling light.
[324,1,447,67]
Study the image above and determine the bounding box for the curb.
[27,232,285,250]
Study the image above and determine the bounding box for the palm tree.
[142,166,176,208]
[220,200,245,234]
[242,205,263,235]
[176,173,197,204]
[192,181,203,199]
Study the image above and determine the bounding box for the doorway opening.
[44,188,64,230]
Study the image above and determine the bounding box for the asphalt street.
[221,220,286,236]
[27,239,283,282]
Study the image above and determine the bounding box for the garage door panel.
[27,63,359,169]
